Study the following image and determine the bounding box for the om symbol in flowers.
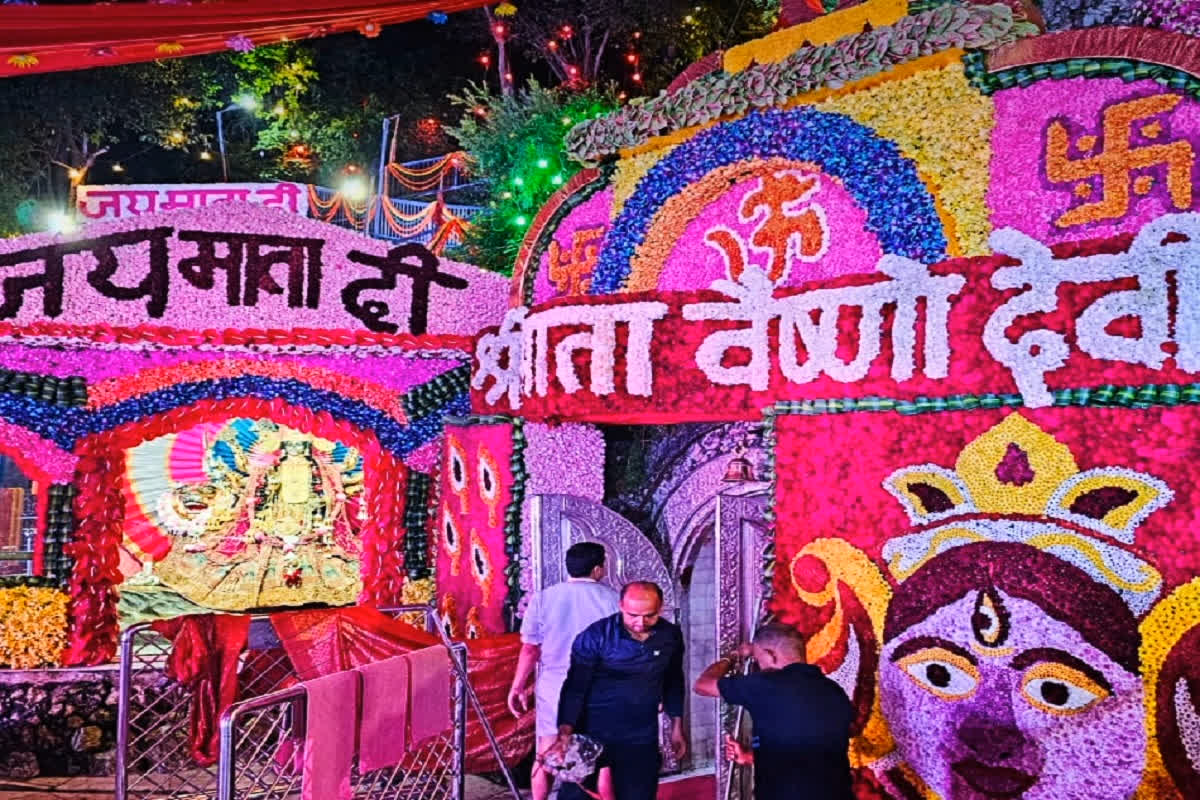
[704,170,830,285]
[1044,94,1195,229]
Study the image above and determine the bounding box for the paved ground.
[0,774,524,799]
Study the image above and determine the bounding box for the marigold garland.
[723,0,909,73]
[0,586,68,668]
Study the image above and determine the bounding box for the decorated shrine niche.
[467,1,1200,797]
[119,419,369,621]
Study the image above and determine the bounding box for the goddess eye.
[896,647,979,701]
[1020,664,1109,715]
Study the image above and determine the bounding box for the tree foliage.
[445,80,617,273]
[0,55,235,234]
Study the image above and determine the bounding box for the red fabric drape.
[269,606,534,772]
[151,613,252,767]
[270,605,437,681]
[0,0,491,78]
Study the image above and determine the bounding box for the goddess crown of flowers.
[881,413,1172,615]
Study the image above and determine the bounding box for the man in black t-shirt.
[694,623,854,800]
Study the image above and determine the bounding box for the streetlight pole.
[216,96,257,182]
[216,106,232,181]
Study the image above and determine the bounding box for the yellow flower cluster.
[0,586,69,669]
[612,145,676,217]
[812,58,995,256]
[723,0,908,73]
[400,576,436,629]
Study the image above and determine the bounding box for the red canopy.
[0,0,490,78]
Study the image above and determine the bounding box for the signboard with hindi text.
[0,203,506,338]
[77,182,308,221]
[472,212,1200,422]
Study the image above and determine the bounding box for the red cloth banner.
[0,0,491,78]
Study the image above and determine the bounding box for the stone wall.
[0,667,117,778]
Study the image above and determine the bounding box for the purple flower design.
[225,34,255,53]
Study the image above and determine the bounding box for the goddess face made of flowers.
[876,413,1172,800]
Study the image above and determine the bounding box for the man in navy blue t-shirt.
[553,581,687,800]
[695,622,854,800]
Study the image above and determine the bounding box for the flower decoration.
[155,42,184,55]
[494,2,518,16]
[88,46,116,58]
[6,53,39,69]
[1136,0,1200,36]
[358,20,382,38]
[0,586,69,668]
[590,107,947,294]
[428,11,449,24]
[565,3,1037,162]
[225,34,255,53]
[811,58,993,256]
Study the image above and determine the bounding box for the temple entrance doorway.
[530,486,769,797]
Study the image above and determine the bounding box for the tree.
[445,80,618,273]
[470,0,779,94]
[0,55,236,233]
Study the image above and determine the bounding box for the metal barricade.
[116,605,442,800]
[215,642,467,800]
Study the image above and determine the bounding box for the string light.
[632,72,642,83]
[272,102,286,116]
[514,215,528,226]
[199,150,213,161]
[561,116,572,125]
[513,176,524,186]
[111,164,124,173]
[551,174,563,185]
[626,53,637,64]
[66,168,83,181]
[492,22,507,37]
[478,53,491,67]
[548,40,558,51]
[536,158,549,168]
[169,130,186,144]
[560,24,573,37]
[501,191,512,199]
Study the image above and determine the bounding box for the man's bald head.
[620,581,664,638]
[752,623,808,669]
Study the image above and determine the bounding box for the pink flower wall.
[990,78,1200,245]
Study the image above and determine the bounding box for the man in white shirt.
[509,542,619,800]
